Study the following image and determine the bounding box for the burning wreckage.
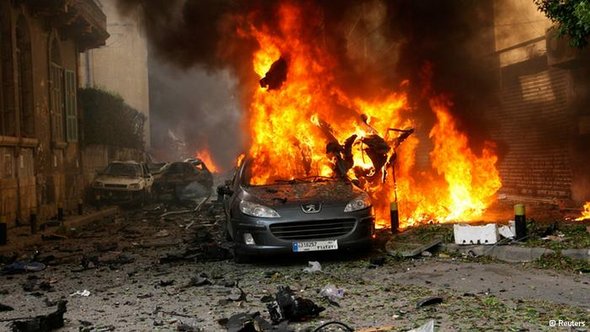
[218,58,415,260]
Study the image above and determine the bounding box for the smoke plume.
[117,0,498,168]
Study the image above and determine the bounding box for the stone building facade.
[79,0,150,148]
[0,0,108,227]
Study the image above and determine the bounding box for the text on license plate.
[292,240,338,252]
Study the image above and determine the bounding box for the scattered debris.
[227,285,247,302]
[78,255,100,271]
[408,320,435,332]
[416,296,444,309]
[386,239,442,258]
[0,261,46,275]
[312,321,354,332]
[79,323,116,332]
[187,274,212,287]
[498,222,515,239]
[219,311,291,332]
[369,256,386,267]
[454,224,499,245]
[421,251,433,257]
[303,261,322,273]
[267,286,325,324]
[41,234,68,241]
[154,230,170,238]
[0,303,14,312]
[159,279,175,287]
[319,284,345,305]
[176,322,202,332]
[259,57,288,90]
[9,300,67,332]
[70,289,91,297]
[260,295,274,303]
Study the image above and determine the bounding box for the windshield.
[242,159,338,186]
[103,163,141,177]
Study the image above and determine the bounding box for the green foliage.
[79,88,145,149]
[532,252,590,272]
[535,0,590,48]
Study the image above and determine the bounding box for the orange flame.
[239,3,502,228]
[575,202,590,221]
[195,148,221,173]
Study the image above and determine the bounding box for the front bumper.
[231,208,375,256]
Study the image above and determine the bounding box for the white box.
[453,224,499,245]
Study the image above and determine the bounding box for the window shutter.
[65,69,77,142]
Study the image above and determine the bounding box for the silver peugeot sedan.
[218,158,375,262]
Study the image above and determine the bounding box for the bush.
[79,88,145,149]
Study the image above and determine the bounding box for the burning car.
[184,158,214,189]
[218,158,375,262]
[91,161,153,203]
[153,161,213,200]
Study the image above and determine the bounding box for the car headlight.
[239,200,280,218]
[128,183,141,189]
[344,192,372,212]
[93,181,104,188]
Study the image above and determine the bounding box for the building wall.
[80,0,150,148]
[0,1,107,227]
[491,0,589,202]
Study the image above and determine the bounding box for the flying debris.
[260,57,288,90]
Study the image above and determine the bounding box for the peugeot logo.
[301,203,322,214]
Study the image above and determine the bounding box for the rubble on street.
[0,200,589,331]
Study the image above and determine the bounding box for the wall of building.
[0,1,107,228]
[490,0,589,202]
[80,0,150,148]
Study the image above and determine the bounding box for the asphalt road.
[0,202,588,331]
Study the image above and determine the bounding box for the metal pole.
[514,204,526,240]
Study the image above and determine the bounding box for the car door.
[222,166,241,237]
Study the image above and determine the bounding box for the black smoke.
[118,0,499,167]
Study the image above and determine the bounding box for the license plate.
[292,240,338,252]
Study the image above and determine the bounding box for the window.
[0,17,3,134]
[65,70,77,142]
[16,15,34,137]
[0,14,16,137]
[49,35,64,143]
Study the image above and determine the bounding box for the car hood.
[94,175,142,185]
[243,180,363,206]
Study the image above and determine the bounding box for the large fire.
[239,3,502,228]
[195,148,221,173]
[575,202,590,221]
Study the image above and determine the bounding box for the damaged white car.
[91,161,153,203]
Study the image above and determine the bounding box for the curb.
[443,244,590,263]
[0,206,119,254]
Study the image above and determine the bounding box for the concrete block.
[453,223,499,245]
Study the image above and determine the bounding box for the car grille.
[269,219,356,240]
[104,184,128,189]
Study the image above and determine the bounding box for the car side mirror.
[217,185,233,197]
